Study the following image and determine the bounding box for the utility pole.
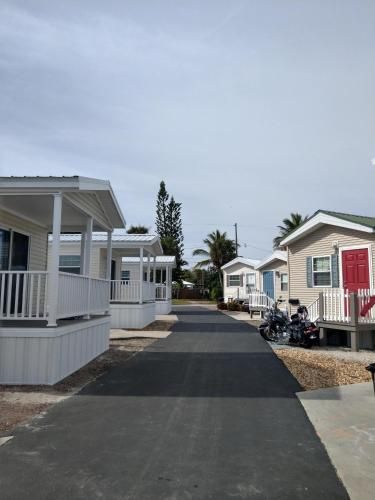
[234,223,238,257]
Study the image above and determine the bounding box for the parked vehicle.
[258,299,289,342]
[287,299,319,348]
[259,298,319,348]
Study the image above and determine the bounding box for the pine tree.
[155,182,186,283]
[156,181,169,238]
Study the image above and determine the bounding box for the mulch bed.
[275,348,372,391]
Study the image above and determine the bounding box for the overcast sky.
[1,1,375,265]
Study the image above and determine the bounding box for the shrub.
[227,302,241,311]
[217,302,228,310]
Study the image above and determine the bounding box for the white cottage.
[221,257,261,302]
[0,176,125,385]
[121,255,175,315]
[50,233,167,329]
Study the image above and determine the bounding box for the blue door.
[263,271,275,299]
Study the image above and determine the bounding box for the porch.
[0,176,125,384]
[307,289,375,351]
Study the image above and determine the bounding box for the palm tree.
[193,230,236,286]
[273,212,309,248]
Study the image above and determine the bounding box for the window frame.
[121,270,131,281]
[312,255,332,288]
[280,273,288,292]
[228,274,241,287]
[59,255,81,275]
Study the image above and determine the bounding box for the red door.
[342,248,370,292]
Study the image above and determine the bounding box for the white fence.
[248,291,274,310]
[0,271,109,321]
[307,288,375,324]
[0,271,48,319]
[57,272,109,319]
[110,280,155,303]
[155,284,171,301]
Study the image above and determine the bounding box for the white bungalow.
[50,233,166,329]
[0,176,125,385]
[221,257,261,302]
[121,255,175,315]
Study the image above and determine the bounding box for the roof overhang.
[0,176,125,231]
[221,256,261,271]
[255,251,287,270]
[279,212,375,247]
[57,233,164,257]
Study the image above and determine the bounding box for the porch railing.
[248,291,274,309]
[155,284,171,301]
[0,271,109,321]
[0,271,48,319]
[57,272,109,319]
[110,280,155,303]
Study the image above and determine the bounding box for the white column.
[147,252,151,282]
[80,231,86,275]
[48,193,62,327]
[106,230,112,280]
[84,217,93,276]
[139,247,143,304]
[153,257,156,283]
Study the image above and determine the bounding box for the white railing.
[155,284,171,301]
[57,272,109,319]
[0,271,48,320]
[307,297,320,322]
[110,280,155,303]
[357,289,375,323]
[0,271,109,321]
[322,288,350,323]
[248,291,274,310]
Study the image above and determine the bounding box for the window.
[280,273,288,292]
[228,274,241,286]
[59,255,81,274]
[246,272,256,291]
[121,270,130,281]
[312,256,331,286]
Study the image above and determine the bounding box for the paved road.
[0,307,348,499]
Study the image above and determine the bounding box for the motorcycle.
[259,298,319,348]
[286,299,319,348]
[258,299,289,342]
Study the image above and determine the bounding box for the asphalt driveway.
[0,306,348,499]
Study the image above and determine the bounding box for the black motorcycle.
[258,299,289,342]
[287,299,319,348]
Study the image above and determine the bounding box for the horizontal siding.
[48,242,101,278]
[0,208,48,271]
[260,260,288,302]
[288,225,375,307]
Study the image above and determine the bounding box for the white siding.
[223,263,260,301]
[0,208,48,271]
[48,242,101,278]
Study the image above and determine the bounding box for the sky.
[1,0,375,266]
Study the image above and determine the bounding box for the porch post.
[139,247,143,304]
[106,231,112,280]
[80,231,86,275]
[147,252,151,282]
[84,217,93,276]
[48,193,62,327]
[349,292,359,352]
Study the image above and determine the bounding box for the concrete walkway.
[0,306,348,499]
[298,381,375,500]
